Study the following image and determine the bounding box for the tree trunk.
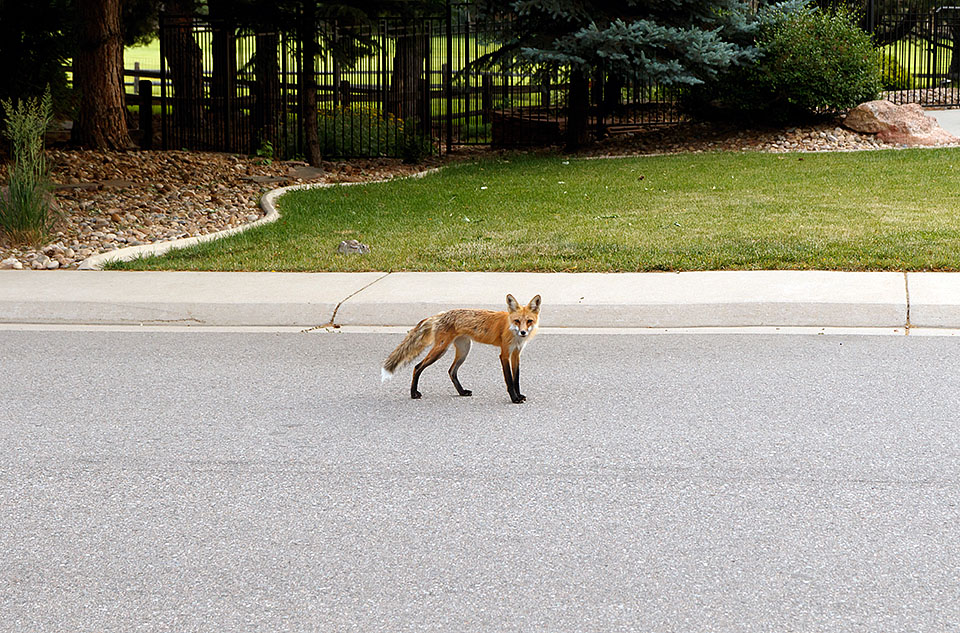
[387,32,426,123]
[564,68,589,151]
[160,3,204,134]
[253,32,281,152]
[73,0,131,149]
[209,0,238,151]
[300,6,322,167]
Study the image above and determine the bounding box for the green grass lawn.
[109,148,960,272]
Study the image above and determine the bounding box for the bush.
[686,2,882,122]
[398,119,436,164]
[317,105,404,158]
[280,106,437,160]
[0,88,56,245]
[880,53,913,91]
[763,4,881,112]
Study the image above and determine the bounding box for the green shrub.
[317,105,404,158]
[761,4,881,113]
[398,118,436,164]
[880,53,913,91]
[1,87,56,244]
[686,2,882,122]
[459,120,492,143]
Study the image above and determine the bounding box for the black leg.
[501,353,522,404]
[450,370,472,396]
[448,337,472,396]
[510,350,525,402]
[411,346,445,399]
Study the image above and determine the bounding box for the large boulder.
[843,100,958,146]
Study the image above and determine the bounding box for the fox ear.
[528,295,541,313]
[506,294,520,312]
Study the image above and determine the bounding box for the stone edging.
[77,167,442,270]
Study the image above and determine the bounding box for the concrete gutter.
[4,269,955,329]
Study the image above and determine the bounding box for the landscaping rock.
[0,256,22,269]
[0,150,432,269]
[337,239,370,254]
[843,100,958,146]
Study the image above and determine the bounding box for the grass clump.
[1,87,56,245]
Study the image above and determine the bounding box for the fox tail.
[381,317,435,382]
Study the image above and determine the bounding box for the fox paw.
[411,391,422,399]
[459,390,473,396]
[517,394,526,402]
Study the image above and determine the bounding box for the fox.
[381,294,542,404]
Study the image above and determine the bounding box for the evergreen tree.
[471,0,760,148]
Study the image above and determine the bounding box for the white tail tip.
[381,367,394,383]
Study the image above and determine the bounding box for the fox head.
[506,294,541,339]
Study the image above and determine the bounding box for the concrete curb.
[10,270,960,330]
[76,168,442,270]
[0,271,385,327]
[334,271,908,329]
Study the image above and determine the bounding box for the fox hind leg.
[410,342,448,399]
[448,336,473,396]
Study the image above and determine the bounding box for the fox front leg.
[510,349,525,402]
[500,350,523,404]
[448,336,473,396]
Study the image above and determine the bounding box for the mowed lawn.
[111,148,960,272]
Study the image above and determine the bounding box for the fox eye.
[527,320,533,327]
[514,319,521,325]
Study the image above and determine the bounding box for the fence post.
[445,1,453,153]
[482,74,491,123]
[340,80,351,109]
[159,13,167,150]
[225,23,235,152]
[464,17,471,133]
[421,23,432,134]
[139,80,153,150]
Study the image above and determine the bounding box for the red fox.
[382,294,542,403]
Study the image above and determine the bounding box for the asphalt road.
[3,328,960,632]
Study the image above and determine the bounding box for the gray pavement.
[6,269,960,329]
[926,107,960,136]
[3,328,960,632]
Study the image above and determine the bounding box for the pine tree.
[471,0,760,148]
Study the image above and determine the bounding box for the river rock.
[337,239,370,254]
[843,100,958,146]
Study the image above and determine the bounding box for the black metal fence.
[149,6,684,158]
[866,0,960,106]
[143,2,960,158]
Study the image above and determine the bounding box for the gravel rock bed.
[580,116,959,157]
[1,116,957,271]
[0,150,436,270]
